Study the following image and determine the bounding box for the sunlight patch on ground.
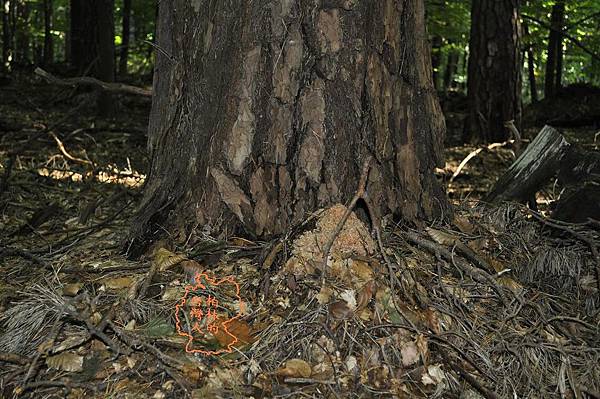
[36,163,145,188]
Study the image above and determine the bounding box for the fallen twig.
[451,140,514,182]
[35,67,152,97]
[402,230,508,304]
[440,350,500,399]
[0,246,51,268]
[320,156,372,284]
[527,208,600,293]
[0,352,30,365]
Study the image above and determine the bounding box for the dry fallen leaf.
[329,300,353,320]
[340,289,357,310]
[453,215,475,234]
[426,227,458,246]
[230,237,255,247]
[46,352,84,372]
[400,341,419,366]
[356,280,375,311]
[214,318,254,347]
[63,283,83,296]
[350,259,374,283]
[421,364,445,386]
[275,358,312,378]
[100,276,134,290]
[181,260,203,278]
[317,286,333,304]
[154,247,187,272]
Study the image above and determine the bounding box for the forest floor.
[1,76,599,398]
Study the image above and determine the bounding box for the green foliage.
[427,0,600,99]
[1,0,155,76]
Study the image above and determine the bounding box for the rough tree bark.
[118,0,131,76]
[129,0,448,254]
[544,0,565,99]
[43,0,53,66]
[465,0,522,143]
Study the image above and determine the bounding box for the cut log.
[484,125,570,203]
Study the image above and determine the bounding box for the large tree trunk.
[544,0,565,99]
[465,0,522,143]
[43,0,53,66]
[118,0,131,76]
[129,0,448,254]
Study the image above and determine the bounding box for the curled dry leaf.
[99,276,134,290]
[400,341,419,367]
[154,247,187,272]
[181,259,203,279]
[317,286,333,304]
[329,300,353,320]
[63,283,83,296]
[214,318,254,347]
[415,334,429,365]
[345,355,358,372]
[426,227,458,246]
[350,259,374,284]
[453,215,475,234]
[46,352,84,372]
[229,237,256,247]
[356,280,375,311]
[421,364,445,386]
[275,358,312,378]
[340,289,357,310]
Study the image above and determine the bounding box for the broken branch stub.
[484,125,570,203]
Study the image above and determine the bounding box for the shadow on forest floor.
[1,76,599,398]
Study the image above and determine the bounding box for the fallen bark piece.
[484,125,570,203]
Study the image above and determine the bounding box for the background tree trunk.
[69,0,93,73]
[544,0,565,99]
[1,0,10,67]
[14,0,29,65]
[93,0,115,116]
[523,23,538,103]
[43,0,52,66]
[443,46,459,92]
[431,35,442,90]
[118,0,130,76]
[64,1,70,63]
[69,0,115,115]
[129,0,448,254]
[527,47,538,102]
[465,0,522,143]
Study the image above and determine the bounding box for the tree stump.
[484,125,570,203]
